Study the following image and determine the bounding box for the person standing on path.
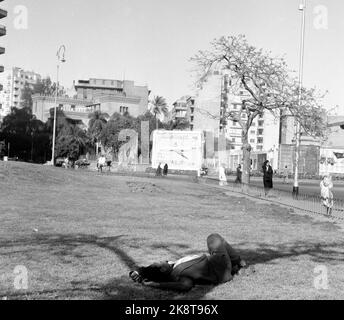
[219,164,227,186]
[262,160,273,196]
[163,163,169,176]
[320,174,334,216]
[235,164,242,183]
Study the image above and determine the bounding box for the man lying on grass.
[129,233,254,292]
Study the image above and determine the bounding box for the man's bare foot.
[129,271,143,283]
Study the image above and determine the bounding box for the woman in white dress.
[219,164,227,186]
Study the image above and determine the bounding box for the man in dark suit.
[130,234,251,292]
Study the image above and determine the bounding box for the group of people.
[97,154,112,173]
[156,163,169,176]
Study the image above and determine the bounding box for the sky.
[1,0,344,113]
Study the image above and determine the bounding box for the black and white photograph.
[1,0,344,308]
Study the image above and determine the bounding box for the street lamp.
[51,45,66,165]
[293,0,306,198]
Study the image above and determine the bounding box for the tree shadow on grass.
[2,234,344,299]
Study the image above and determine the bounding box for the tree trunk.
[155,114,159,130]
[241,128,251,186]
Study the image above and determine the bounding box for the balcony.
[0,24,6,37]
[0,8,7,19]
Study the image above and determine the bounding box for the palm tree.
[149,96,169,130]
[88,110,109,156]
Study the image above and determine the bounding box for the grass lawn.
[1,161,344,300]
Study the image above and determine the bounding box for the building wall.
[0,67,41,117]
[74,78,149,117]
[32,95,95,125]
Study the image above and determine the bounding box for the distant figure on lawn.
[283,165,289,184]
[106,154,112,172]
[63,156,69,169]
[235,164,242,183]
[219,164,227,186]
[163,163,169,176]
[262,160,273,196]
[156,163,162,176]
[129,233,253,292]
[97,154,106,173]
[320,174,334,216]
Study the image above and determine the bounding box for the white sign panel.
[152,130,203,171]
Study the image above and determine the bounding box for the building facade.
[74,78,149,117]
[0,67,41,117]
[32,94,99,127]
[171,95,195,129]
[0,5,7,121]
[32,78,150,127]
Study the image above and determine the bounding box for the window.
[258,120,264,127]
[257,137,263,144]
[250,139,255,143]
[120,106,129,114]
[250,130,256,134]
[258,129,264,135]
[71,105,76,111]
[232,138,236,142]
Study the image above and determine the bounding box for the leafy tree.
[191,35,327,184]
[149,96,169,129]
[55,125,89,161]
[34,77,65,96]
[100,112,136,159]
[0,107,50,162]
[163,118,190,131]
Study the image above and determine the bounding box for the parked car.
[55,158,65,167]
[75,158,90,169]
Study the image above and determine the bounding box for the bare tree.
[191,35,327,184]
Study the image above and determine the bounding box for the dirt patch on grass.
[126,181,163,193]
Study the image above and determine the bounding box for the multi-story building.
[32,78,150,127]
[0,4,7,121]
[32,94,99,127]
[171,95,195,129]
[74,78,149,117]
[0,67,41,117]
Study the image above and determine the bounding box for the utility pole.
[293,0,306,198]
[51,45,66,165]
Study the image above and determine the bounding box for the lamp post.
[51,45,66,165]
[293,0,306,198]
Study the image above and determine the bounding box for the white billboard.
[152,130,203,171]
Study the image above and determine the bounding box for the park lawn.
[1,161,344,300]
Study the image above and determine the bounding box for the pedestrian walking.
[320,174,334,216]
[219,164,227,186]
[235,164,242,183]
[163,163,169,176]
[156,163,162,176]
[106,153,112,172]
[283,165,289,184]
[262,160,273,196]
[97,154,106,173]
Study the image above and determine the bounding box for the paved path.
[209,175,344,200]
